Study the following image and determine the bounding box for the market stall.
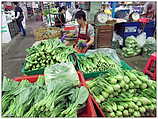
[2,46,156,117]
[2,1,157,118]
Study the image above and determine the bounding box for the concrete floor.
[2,20,44,79]
[2,19,148,79]
[119,53,148,72]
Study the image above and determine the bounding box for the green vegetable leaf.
[18,88,31,105]
[76,86,89,105]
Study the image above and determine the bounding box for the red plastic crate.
[74,47,88,53]
[12,73,97,117]
[91,96,105,117]
[77,71,87,86]
[78,95,97,117]
[77,71,105,117]
[138,18,150,23]
[143,52,156,80]
[77,71,98,117]
[63,26,76,31]
[12,74,44,83]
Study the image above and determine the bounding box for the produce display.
[34,27,61,41]
[2,19,157,118]
[2,76,46,117]
[2,75,89,117]
[143,43,156,57]
[24,38,76,71]
[76,53,122,74]
[122,37,142,57]
[65,21,78,26]
[86,69,156,117]
[43,8,58,16]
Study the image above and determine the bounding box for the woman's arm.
[86,24,95,47]
[87,36,94,46]
[61,14,66,24]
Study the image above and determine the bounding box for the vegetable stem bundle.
[24,38,76,71]
[122,37,142,57]
[86,69,156,117]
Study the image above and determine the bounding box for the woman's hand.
[61,35,67,42]
[77,39,87,48]
[65,41,71,46]
[79,42,88,48]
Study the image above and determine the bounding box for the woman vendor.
[62,10,94,53]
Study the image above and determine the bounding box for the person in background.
[104,4,111,14]
[64,6,72,22]
[66,2,71,8]
[55,2,60,8]
[13,2,26,36]
[55,6,66,28]
[142,2,156,20]
[75,10,94,45]
[72,4,81,21]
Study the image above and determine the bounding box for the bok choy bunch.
[77,53,122,74]
[86,69,156,117]
[122,36,142,57]
[24,38,76,71]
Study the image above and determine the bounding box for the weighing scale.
[129,12,140,21]
[94,12,108,24]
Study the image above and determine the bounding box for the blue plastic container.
[115,22,143,39]
[115,22,143,47]
[115,9,130,18]
[143,21,156,37]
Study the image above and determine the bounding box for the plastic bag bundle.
[136,32,147,48]
[122,36,142,57]
[44,62,80,88]
[112,32,123,49]
[85,48,121,65]
[143,37,156,57]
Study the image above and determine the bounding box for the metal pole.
[112,2,117,18]
[48,3,52,27]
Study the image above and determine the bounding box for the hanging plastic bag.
[122,36,142,57]
[143,37,156,57]
[146,37,156,44]
[44,62,80,92]
[136,32,147,48]
[85,48,121,65]
[112,32,123,46]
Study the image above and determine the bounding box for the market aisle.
[2,20,44,79]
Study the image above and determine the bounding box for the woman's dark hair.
[147,4,153,11]
[75,10,86,21]
[13,2,19,5]
[58,6,66,12]
[75,4,79,9]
